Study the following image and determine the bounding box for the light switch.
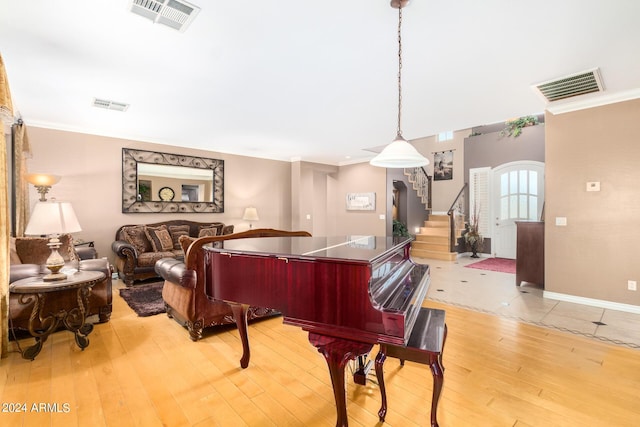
[555,217,567,226]
[379,214,385,220]
[306,214,311,220]
[586,182,600,192]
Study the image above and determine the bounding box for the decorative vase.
[470,242,479,258]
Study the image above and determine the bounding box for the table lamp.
[26,173,61,202]
[24,201,82,281]
[242,207,259,229]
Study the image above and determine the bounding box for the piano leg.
[308,333,373,427]
[230,303,251,369]
[374,350,388,422]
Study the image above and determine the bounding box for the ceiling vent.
[129,0,200,32]
[92,98,130,112]
[533,68,604,102]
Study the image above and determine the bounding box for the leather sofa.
[9,235,113,330]
[112,220,233,286]
[155,228,311,341]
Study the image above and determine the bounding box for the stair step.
[428,214,449,222]
[423,220,449,228]
[415,234,448,244]
[418,227,449,237]
[410,248,457,261]
[412,241,449,252]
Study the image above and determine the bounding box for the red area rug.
[465,257,516,274]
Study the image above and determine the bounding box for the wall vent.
[129,0,200,32]
[92,98,130,112]
[533,68,604,102]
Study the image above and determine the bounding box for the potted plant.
[500,115,539,138]
[393,219,411,237]
[464,204,483,258]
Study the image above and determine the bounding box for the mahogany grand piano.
[203,235,446,426]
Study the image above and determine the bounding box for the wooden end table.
[9,270,106,360]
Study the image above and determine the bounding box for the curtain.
[1,53,15,357]
[13,122,31,236]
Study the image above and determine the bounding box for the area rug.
[465,257,516,274]
[119,281,165,317]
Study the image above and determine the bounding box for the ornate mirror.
[122,148,224,213]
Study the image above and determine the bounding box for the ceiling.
[2,0,640,166]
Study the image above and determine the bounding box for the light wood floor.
[1,281,639,427]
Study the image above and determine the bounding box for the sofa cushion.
[198,227,219,238]
[137,251,176,267]
[145,225,174,252]
[168,225,191,250]
[121,225,152,253]
[15,234,79,264]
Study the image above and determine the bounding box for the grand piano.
[203,235,445,426]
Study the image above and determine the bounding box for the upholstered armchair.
[9,235,113,330]
[155,228,311,341]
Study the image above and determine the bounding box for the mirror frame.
[122,148,224,213]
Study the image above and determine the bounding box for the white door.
[492,161,544,259]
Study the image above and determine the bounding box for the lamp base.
[43,272,67,282]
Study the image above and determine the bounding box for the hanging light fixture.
[370,0,429,168]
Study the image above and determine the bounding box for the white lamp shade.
[25,201,82,235]
[242,207,259,221]
[369,135,430,168]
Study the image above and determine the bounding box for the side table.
[9,270,106,360]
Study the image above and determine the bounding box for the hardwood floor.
[2,281,639,426]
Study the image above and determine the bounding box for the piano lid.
[208,235,413,263]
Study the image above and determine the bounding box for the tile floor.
[414,254,640,350]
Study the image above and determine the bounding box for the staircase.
[410,214,458,261]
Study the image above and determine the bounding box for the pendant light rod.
[396,3,403,137]
[370,0,429,168]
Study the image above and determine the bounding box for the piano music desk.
[375,307,447,427]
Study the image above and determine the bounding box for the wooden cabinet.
[515,221,544,287]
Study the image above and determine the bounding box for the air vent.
[533,68,604,102]
[92,98,130,112]
[129,0,200,32]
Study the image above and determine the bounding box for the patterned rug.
[119,281,166,317]
[465,257,516,274]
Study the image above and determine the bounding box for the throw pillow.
[178,235,196,253]
[198,227,218,238]
[168,225,191,250]
[121,225,153,253]
[145,225,174,252]
[199,223,223,236]
[15,234,80,264]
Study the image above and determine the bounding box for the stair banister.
[447,183,468,252]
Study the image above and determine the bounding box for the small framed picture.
[346,193,375,211]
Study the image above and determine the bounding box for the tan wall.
[412,129,468,213]
[545,99,640,306]
[25,127,292,264]
[330,163,387,236]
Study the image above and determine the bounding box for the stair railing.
[404,167,432,212]
[447,183,468,252]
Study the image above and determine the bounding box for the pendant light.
[370,0,429,168]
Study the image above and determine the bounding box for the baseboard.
[543,291,640,314]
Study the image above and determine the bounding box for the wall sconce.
[242,207,259,229]
[24,201,82,281]
[26,173,61,202]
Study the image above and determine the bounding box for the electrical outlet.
[628,280,637,291]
